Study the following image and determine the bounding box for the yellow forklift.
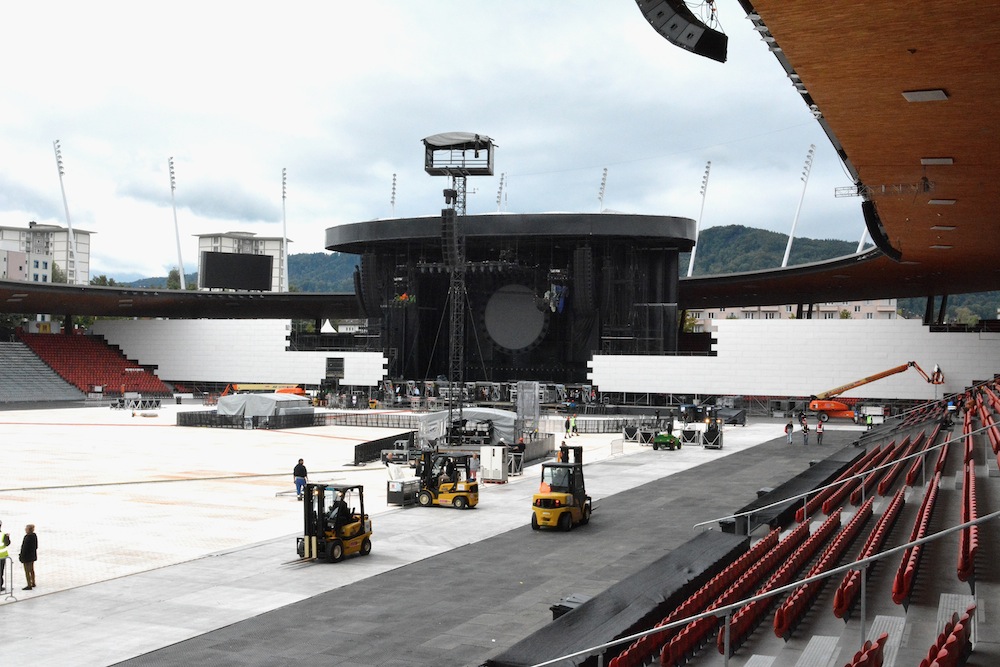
[296,483,372,562]
[415,451,479,509]
[531,444,592,531]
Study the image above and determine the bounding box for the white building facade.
[0,222,91,285]
[195,231,288,292]
[687,298,898,331]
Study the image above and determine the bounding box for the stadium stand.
[0,341,87,403]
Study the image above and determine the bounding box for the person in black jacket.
[19,523,37,590]
[293,459,308,500]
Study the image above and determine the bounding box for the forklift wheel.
[418,490,434,507]
[558,513,573,532]
[453,495,469,510]
[327,540,345,563]
[581,504,591,525]
[360,537,372,556]
[652,441,659,451]
[531,513,540,530]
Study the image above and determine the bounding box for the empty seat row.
[657,524,810,667]
[958,460,979,584]
[892,471,942,606]
[842,632,889,667]
[717,511,842,657]
[905,426,939,486]
[797,445,882,523]
[773,499,873,640]
[877,432,923,496]
[919,604,976,667]
[609,529,782,667]
[833,488,905,619]
[847,443,898,506]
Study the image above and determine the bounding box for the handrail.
[528,510,999,667]
[691,422,988,533]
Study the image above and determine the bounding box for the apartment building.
[195,231,288,292]
[0,222,91,285]
[688,299,899,332]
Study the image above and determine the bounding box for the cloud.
[0,0,866,277]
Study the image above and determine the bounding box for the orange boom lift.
[809,361,944,422]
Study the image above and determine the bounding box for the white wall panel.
[590,320,1000,399]
[91,320,386,386]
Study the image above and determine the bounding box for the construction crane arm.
[812,361,944,400]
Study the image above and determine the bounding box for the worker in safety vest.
[0,519,9,590]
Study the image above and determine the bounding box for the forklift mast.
[559,444,583,465]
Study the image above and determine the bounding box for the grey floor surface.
[110,427,999,667]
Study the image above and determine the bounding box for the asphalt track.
[113,429,868,666]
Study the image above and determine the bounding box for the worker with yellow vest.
[0,519,10,591]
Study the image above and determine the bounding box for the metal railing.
[692,422,985,537]
[529,510,996,667]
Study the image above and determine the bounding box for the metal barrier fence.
[176,410,424,431]
[352,431,416,466]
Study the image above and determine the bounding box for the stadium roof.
[1,2,996,318]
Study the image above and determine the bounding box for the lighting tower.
[687,161,711,277]
[168,158,186,290]
[782,144,816,268]
[281,168,288,292]
[598,167,608,212]
[52,140,80,284]
[421,133,496,437]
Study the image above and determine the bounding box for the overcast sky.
[0,1,865,280]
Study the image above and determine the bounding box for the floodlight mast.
[52,140,80,285]
[421,133,496,441]
[281,168,289,292]
[168,158,186,290]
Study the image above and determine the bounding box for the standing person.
[293,458,308,500]
[0,520,9,591]
[570,414,578,437]
[19,523,37,590]
[564,416,571,438]
[785,421,793,444]
[469,454,480,480]
[801,420,810,446]
[816,420,824,445]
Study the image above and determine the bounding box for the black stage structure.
[325,212,696,382]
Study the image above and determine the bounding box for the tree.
[953,306,980,326]
[90,275,118,287]
[839,309,852,319]
[51,262,67,284]
[167,268,181,290]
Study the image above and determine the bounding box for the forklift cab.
[297,483,372,562]
[532,445,591,531]
[416,452,479,509]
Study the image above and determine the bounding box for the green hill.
[109,226,999,322]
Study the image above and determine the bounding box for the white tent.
[216,393,313,418]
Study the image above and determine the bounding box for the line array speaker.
[634,0,728,63]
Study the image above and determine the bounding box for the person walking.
[293,458,308,500]
[0,520,9,591]
[564,416,571,438]
[801,421,810,446]
[469,454,480,480]
[816,420,824,445]
[785,421,793,444]
[19,523,37,590]
[570,414,578,437]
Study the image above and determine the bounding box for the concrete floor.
[0,405,994,666]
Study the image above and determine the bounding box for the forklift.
[296,483,372,562]
[414,451,479,509]
[531,444,592,531]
